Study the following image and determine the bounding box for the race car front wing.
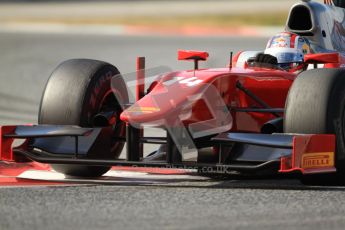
[0,125,336,175]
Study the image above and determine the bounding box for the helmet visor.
[265,48,304,64]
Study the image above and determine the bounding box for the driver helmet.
[264,32,311,72]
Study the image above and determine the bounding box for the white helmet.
[264,32,311,71]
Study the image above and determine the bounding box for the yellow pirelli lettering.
[301,152,334,169]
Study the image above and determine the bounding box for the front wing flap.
[212,133,336,175]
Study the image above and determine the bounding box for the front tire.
[39,59,128,177]
[284,68,345,185]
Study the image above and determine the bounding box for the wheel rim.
[97,90,125,156]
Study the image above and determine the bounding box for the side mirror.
[304,53,340,64]
[178,50,209,70]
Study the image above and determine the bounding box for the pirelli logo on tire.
[301,152,335,169]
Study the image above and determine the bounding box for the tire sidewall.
[327,71,345,166]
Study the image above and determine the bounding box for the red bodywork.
[121,66,294,132]
[178,50,209,61]
[119,50,345,175]
[122,51,345,132]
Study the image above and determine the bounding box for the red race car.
[1,0,345,184]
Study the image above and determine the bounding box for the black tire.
[284,68,345,185]
[39,59,128,177]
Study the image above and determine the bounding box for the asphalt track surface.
[1,32,345,230]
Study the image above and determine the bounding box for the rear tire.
[285,68,345,185]
[39,59,128,177]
